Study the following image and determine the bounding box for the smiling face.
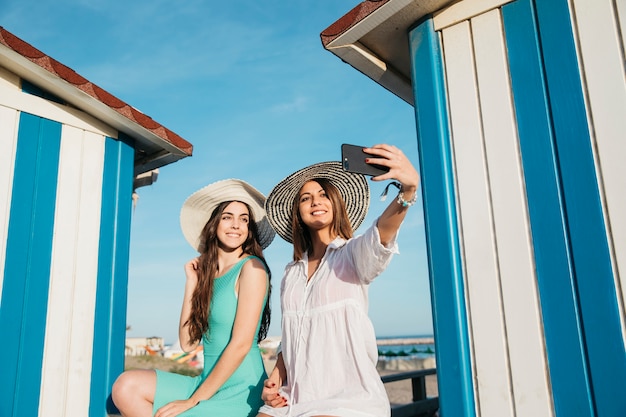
[290,178,354,260]
[216,201,250,251]
[297,180,334,232]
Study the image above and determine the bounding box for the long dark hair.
[291,178,353,261]
[186,200,272,343]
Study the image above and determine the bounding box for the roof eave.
[0,27,193,175]
[321,0,460,106]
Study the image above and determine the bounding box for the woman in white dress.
[257,144,420,417]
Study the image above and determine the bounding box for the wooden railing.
[381,368,439,417]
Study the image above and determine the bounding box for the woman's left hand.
[154,398,198,417]
[364,144,419,193]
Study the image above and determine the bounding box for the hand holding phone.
[341,144,390,177]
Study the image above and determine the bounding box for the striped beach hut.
[0,28,192,417]
[322,1,625,416]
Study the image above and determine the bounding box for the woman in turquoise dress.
[112,179,275,417]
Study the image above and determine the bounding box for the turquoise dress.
[153,256,268,416]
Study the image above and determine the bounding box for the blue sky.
[4,0,433,343]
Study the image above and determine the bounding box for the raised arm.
[156,257,269,417]
[364,144,420,246]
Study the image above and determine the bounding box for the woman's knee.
[112,369,155,404]
[112,371,133,404]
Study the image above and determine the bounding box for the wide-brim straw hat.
[180,179,275,251]
[265,161,370,243]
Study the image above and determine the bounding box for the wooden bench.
[381,368,439,417]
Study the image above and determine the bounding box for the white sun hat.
[180,179,275,251]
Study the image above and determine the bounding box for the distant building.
[125,337,165,356]
[259,336,281,361]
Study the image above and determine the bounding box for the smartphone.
[341,144,390,177]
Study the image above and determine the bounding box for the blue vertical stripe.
[502,1,594,415]
[533,0,626,415]
[0,113,61,417]
[89,134,134,417]
[408,17,475,417]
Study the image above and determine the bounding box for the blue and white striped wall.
[409,0,626,416]
[0,66,133,417]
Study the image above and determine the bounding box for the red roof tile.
[0,26,192,157]
[320,0,390,46]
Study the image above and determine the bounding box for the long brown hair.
[186,200,272,343]
[291,178,353,261]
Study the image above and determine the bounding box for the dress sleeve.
[345,218,399,284]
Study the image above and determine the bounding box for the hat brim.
[180,179,275,251]
[265,161,370,243]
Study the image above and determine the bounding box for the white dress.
[259,220,398,417]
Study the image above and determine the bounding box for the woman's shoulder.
[240,255,268,274]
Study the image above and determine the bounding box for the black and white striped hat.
[265,162,370,243]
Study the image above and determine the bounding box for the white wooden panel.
[39,125,105,417]
[442,21,514,417]
[40,125,83,416]
[0,105,19,304]
[472,10,553,417]
[434,0,515,30]
[65,129,104,415]
[0,85,117,138]
[571,0,626,338]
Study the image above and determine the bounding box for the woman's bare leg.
[111,369,157,417]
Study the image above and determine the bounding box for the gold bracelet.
[396,191,417,207]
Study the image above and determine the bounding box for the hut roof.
[320,0,457,105]
[0,26,193,174]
